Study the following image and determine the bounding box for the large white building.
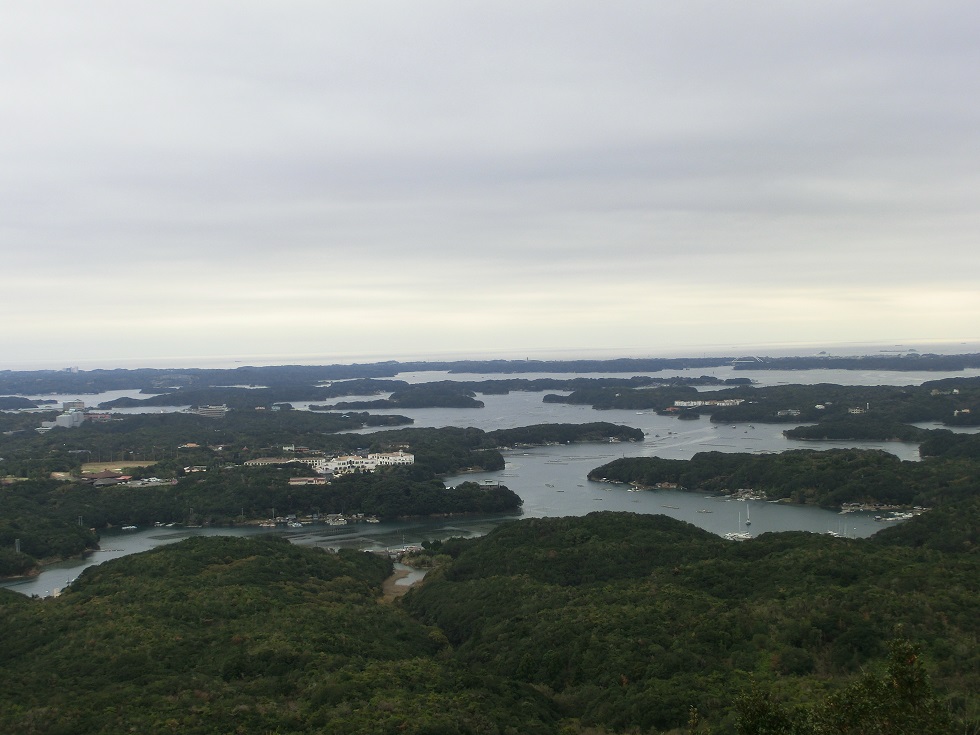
[312,450,415,476]
[36,409,86,433]
[188,404,229,418]
[673,399,744,408]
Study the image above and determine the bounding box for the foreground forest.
[0,507,976,734]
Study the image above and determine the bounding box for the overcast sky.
[2,2,978,369]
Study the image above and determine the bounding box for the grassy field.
[80,461,156,473]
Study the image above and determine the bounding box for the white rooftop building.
[312,450,415,476]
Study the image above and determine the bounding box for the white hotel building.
[312,450,415,476]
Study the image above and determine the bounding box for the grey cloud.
[1,2,978,364]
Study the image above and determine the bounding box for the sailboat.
[724,511,752,541]
[745,504,751,526]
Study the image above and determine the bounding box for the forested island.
[545,376,980,436]
[3,351,980,396]
[18,375,746,411]
[0,420,640,577]
[589,441,980,514]
[0,506,975,734]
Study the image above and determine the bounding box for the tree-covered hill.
[486,421,643,447]
[589,448,980,508]
[0,536,558,734]
[545,378,980,433]
[404,511,978,733]
[870,491,980,553]
[1,510,975,734]
[782,414,931,441]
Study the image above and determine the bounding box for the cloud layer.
[2,2,978,367]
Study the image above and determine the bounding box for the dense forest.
[589,446,980,510]
[405,509,978,733]
[0,507,975,734]
[0,536,558,735]
[545,377,980,431]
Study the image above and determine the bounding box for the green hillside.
[1,506,976,734]
[0,536,555,735]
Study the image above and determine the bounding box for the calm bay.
[6,364,978,597]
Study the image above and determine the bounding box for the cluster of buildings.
[245,449,415,478]
[35,400,112,433]
[311,450,415,475]
[187,404,229,418]
[672,399,745,408]
[31,399,229,434]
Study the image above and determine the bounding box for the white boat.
[121,525,137,530]
[724,512,751,541]
[724,531,752,541]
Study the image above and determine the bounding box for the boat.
[724,531,752,541]
[724,512,751,541]
[121,525,137,531]
[661,505,680,509]
[745,504,751,526]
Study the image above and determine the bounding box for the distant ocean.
[4,339,979,372]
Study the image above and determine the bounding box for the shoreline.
[380,568,422,602]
